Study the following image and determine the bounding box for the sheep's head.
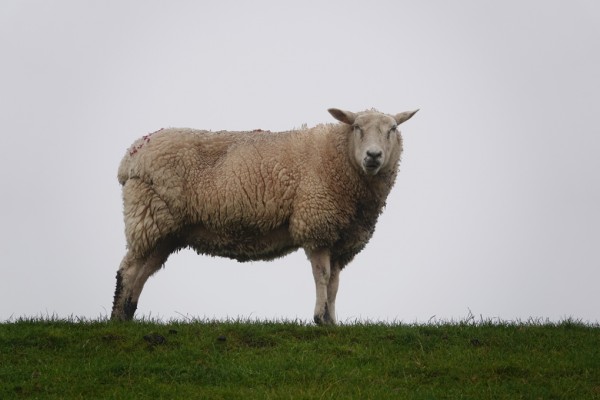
[328,108,418,176]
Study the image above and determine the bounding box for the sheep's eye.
[353,124,364,137]
[387,125,397,139]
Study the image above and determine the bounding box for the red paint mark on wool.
[128,128,162,156]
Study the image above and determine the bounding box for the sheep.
[111,107,418,324]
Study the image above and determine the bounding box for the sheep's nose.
[366,149,382,159]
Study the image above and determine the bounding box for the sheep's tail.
[117,139,143,185]
[117,133,162,185]
[117,156,130,185]
[118,130,161,185]
[117,151,137,186]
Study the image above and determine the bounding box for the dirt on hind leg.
[112,243,174,321]
[111,251,141,321]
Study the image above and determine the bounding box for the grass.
[1,317,599,399]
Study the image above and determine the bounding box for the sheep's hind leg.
[111,243,173,321]
[112,251,142,321]
[308,249,336,325]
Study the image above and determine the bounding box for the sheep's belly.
[181,224,298,262]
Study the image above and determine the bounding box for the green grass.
[1,317,599,399]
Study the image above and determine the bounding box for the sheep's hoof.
[314,313,336,326]
[111,297,137,321]
[123,297,138,320]
[314,303,337,326]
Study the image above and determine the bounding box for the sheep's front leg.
[326,262,341,324]
[308,249,335,325]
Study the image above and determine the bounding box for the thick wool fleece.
[118,121,401,268]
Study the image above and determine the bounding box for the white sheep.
[111,108,418,324]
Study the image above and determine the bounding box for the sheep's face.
[328,108,418,176]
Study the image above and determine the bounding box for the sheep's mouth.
[362,159,381,175]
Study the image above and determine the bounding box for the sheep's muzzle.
[363,149,383,175]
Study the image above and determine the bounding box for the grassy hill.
[1,317,599,399]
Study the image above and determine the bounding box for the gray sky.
[1,1,598,323]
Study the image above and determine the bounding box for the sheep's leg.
[112,251,142,321]
[308,249,334,325]
[325,262,341,325]
[111,243,173,321]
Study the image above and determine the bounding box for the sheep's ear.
[328,108,357,125]
[395,109,419,125]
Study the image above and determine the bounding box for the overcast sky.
[1,1,598,323]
